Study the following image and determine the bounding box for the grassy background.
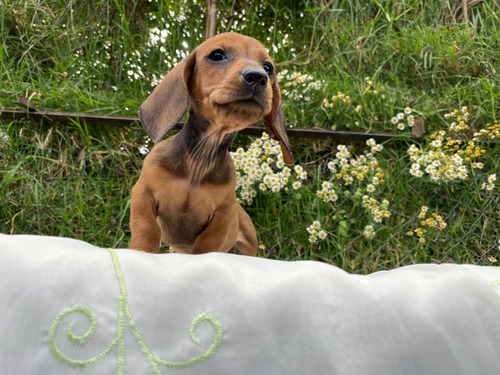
[1,0,499,272]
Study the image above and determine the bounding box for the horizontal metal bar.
[0,109,139,127]
[0,108,397,142]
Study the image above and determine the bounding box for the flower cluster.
[307,221,328,244]
[363,225,375,239]
[473,119,500,142]
[362,196,391,223]
[391,107,415,130]
[326,139,385,189]
[230,133,307,204]
[138,135,152,155]
[316,138,390,239]
[145,23,190,87]
[294,164,308,181]
[482,174,497,191]
[407,206,447,244]
[405,107,493,184]
[125,50,146,82]
[322,91,352,108]
[364,76,385,95]
[147,26,171,52]
[316,181,338,203]
[445,107,469,132]
[278,70,323,102]
[407,132,472,182]
[70,27,111,81]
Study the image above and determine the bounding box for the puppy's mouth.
[231,98,263,108]
[214,94,271,115]
[215,94,262,107]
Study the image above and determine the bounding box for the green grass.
[0,122,142,245]
[1,0,499,273]
[239,130,499,272]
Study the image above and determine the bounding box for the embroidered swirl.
[48,248,223,374]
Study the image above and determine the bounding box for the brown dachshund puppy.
[130,32,293,255]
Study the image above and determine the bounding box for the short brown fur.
[130,33,293,255]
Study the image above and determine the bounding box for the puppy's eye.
[208,49,227,62]
[263,62,274,76]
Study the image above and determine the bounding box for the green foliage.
[237,119,499,272]
[1,0,499,272]
[0,121,144,246]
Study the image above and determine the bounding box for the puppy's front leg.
[236,204,258,256]
[129,182,161,253]
[192,206,239,254]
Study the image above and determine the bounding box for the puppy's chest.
[154,178,235,246]
[154,178,234,220]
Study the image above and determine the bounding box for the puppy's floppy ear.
[138,53,196,143]
[264,79,294,165]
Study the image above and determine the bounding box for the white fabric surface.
[1,234,500,374]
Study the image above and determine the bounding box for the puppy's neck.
[179,110,233,185]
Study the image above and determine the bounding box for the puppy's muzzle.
[242,69,268,94]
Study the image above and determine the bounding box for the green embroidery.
[49,305,118,368]
[49,248,223,374]
[66,306,97,346]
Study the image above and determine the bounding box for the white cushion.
[1,234,500,374]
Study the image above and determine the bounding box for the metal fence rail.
[0,108,398,143]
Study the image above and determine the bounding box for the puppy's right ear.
[138,53,195,143]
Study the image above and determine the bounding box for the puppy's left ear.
[138,53,196,143]
[264,79,294,165]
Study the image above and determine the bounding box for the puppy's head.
[139,32,293,165]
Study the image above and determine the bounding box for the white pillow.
[1,234,500,374]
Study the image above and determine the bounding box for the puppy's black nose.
[242,69,268,92]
